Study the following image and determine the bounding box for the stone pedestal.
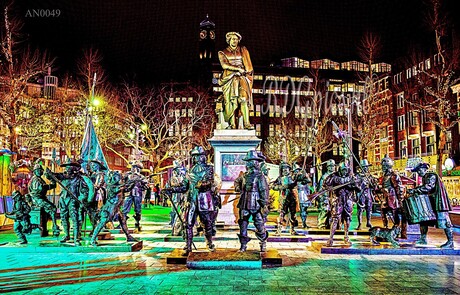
[209,129,261,225]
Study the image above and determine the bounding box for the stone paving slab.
[0,239,143,253]
[311,241,460,255]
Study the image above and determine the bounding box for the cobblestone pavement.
[0,208,459,295]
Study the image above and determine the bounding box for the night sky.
[5,0,457,84]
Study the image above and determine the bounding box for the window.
[397,115,405,131]
[399,140,407,158]
[295,125,300,137]
[412,138,420,156]
[446,130,452,152]
[255,124,261,136]
[269,124,275,137]
[275,124,282,136]
[406,68,412,79]
[255,105,261,117]
[426,135,435,155]
[408,111,418,126]
[332,142,343,156]
[425,58,431,70]
[397,92,404,109]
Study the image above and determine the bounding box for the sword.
[161,190,197,250]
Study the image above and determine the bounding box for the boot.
[416,225,428,245]
[260,241,267,252]
[126,235,138,242]
[275,222,283,236]
[19,238,28,245]
[206,234,216,252]
[60,224,70,243]
[238,234,251,252]
[134,214,141,231]
[181,227,193,256]
[356,213,362,230]
[343,221,352,246]
[440,228,454,249]
[326,218,339,247]
[400,222,408,239]
[290,227,298,236]
[365,210,372,228]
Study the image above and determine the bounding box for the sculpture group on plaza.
[90,170,138,246]
[271,162,299,236]
[163,146,219,255]
[218,32,254,130]
[27,163,60,237]
[122,161,149,231]
[6,191,41,244]
[234,150,270,252]
[407,162,454,248]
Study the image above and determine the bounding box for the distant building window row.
[281,58,391,73]
[168,97,194,103]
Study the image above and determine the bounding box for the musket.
[45,168,92,212]
[307,180,355,202]
[161,189,197,250]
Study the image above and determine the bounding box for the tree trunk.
[436,131,446,178]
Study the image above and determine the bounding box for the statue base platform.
[167,249,282,268]
[0,239,143,253]
[209,129,261,226]
[311,241,459,255]
[450,210,460,227]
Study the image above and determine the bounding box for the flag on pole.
[80,114,109,172]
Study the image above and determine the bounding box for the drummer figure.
[407,162,454,249]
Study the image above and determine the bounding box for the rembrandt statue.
[218,32,254,129]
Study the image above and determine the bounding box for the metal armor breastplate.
[190,163,214,212]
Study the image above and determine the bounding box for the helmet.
[190,146,206,156]
[33,164,44,171]
[292,163,302,172]
[279,161,291,170]
[381,155,394,168]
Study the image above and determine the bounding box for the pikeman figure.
[355,159,378,230]
[325,162,360,247]
[272,162,299,236]
[292,163,313,228]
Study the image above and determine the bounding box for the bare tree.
[401,0,460,175]
[355,32,388,159]
[113,83,214,172]
[0,4,54,153]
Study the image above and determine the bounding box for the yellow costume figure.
[218,32,254,129]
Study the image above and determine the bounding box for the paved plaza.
[0,207,459,295]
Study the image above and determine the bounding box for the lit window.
[397,115,405,131]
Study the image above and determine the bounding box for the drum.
[403,194,437,224]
